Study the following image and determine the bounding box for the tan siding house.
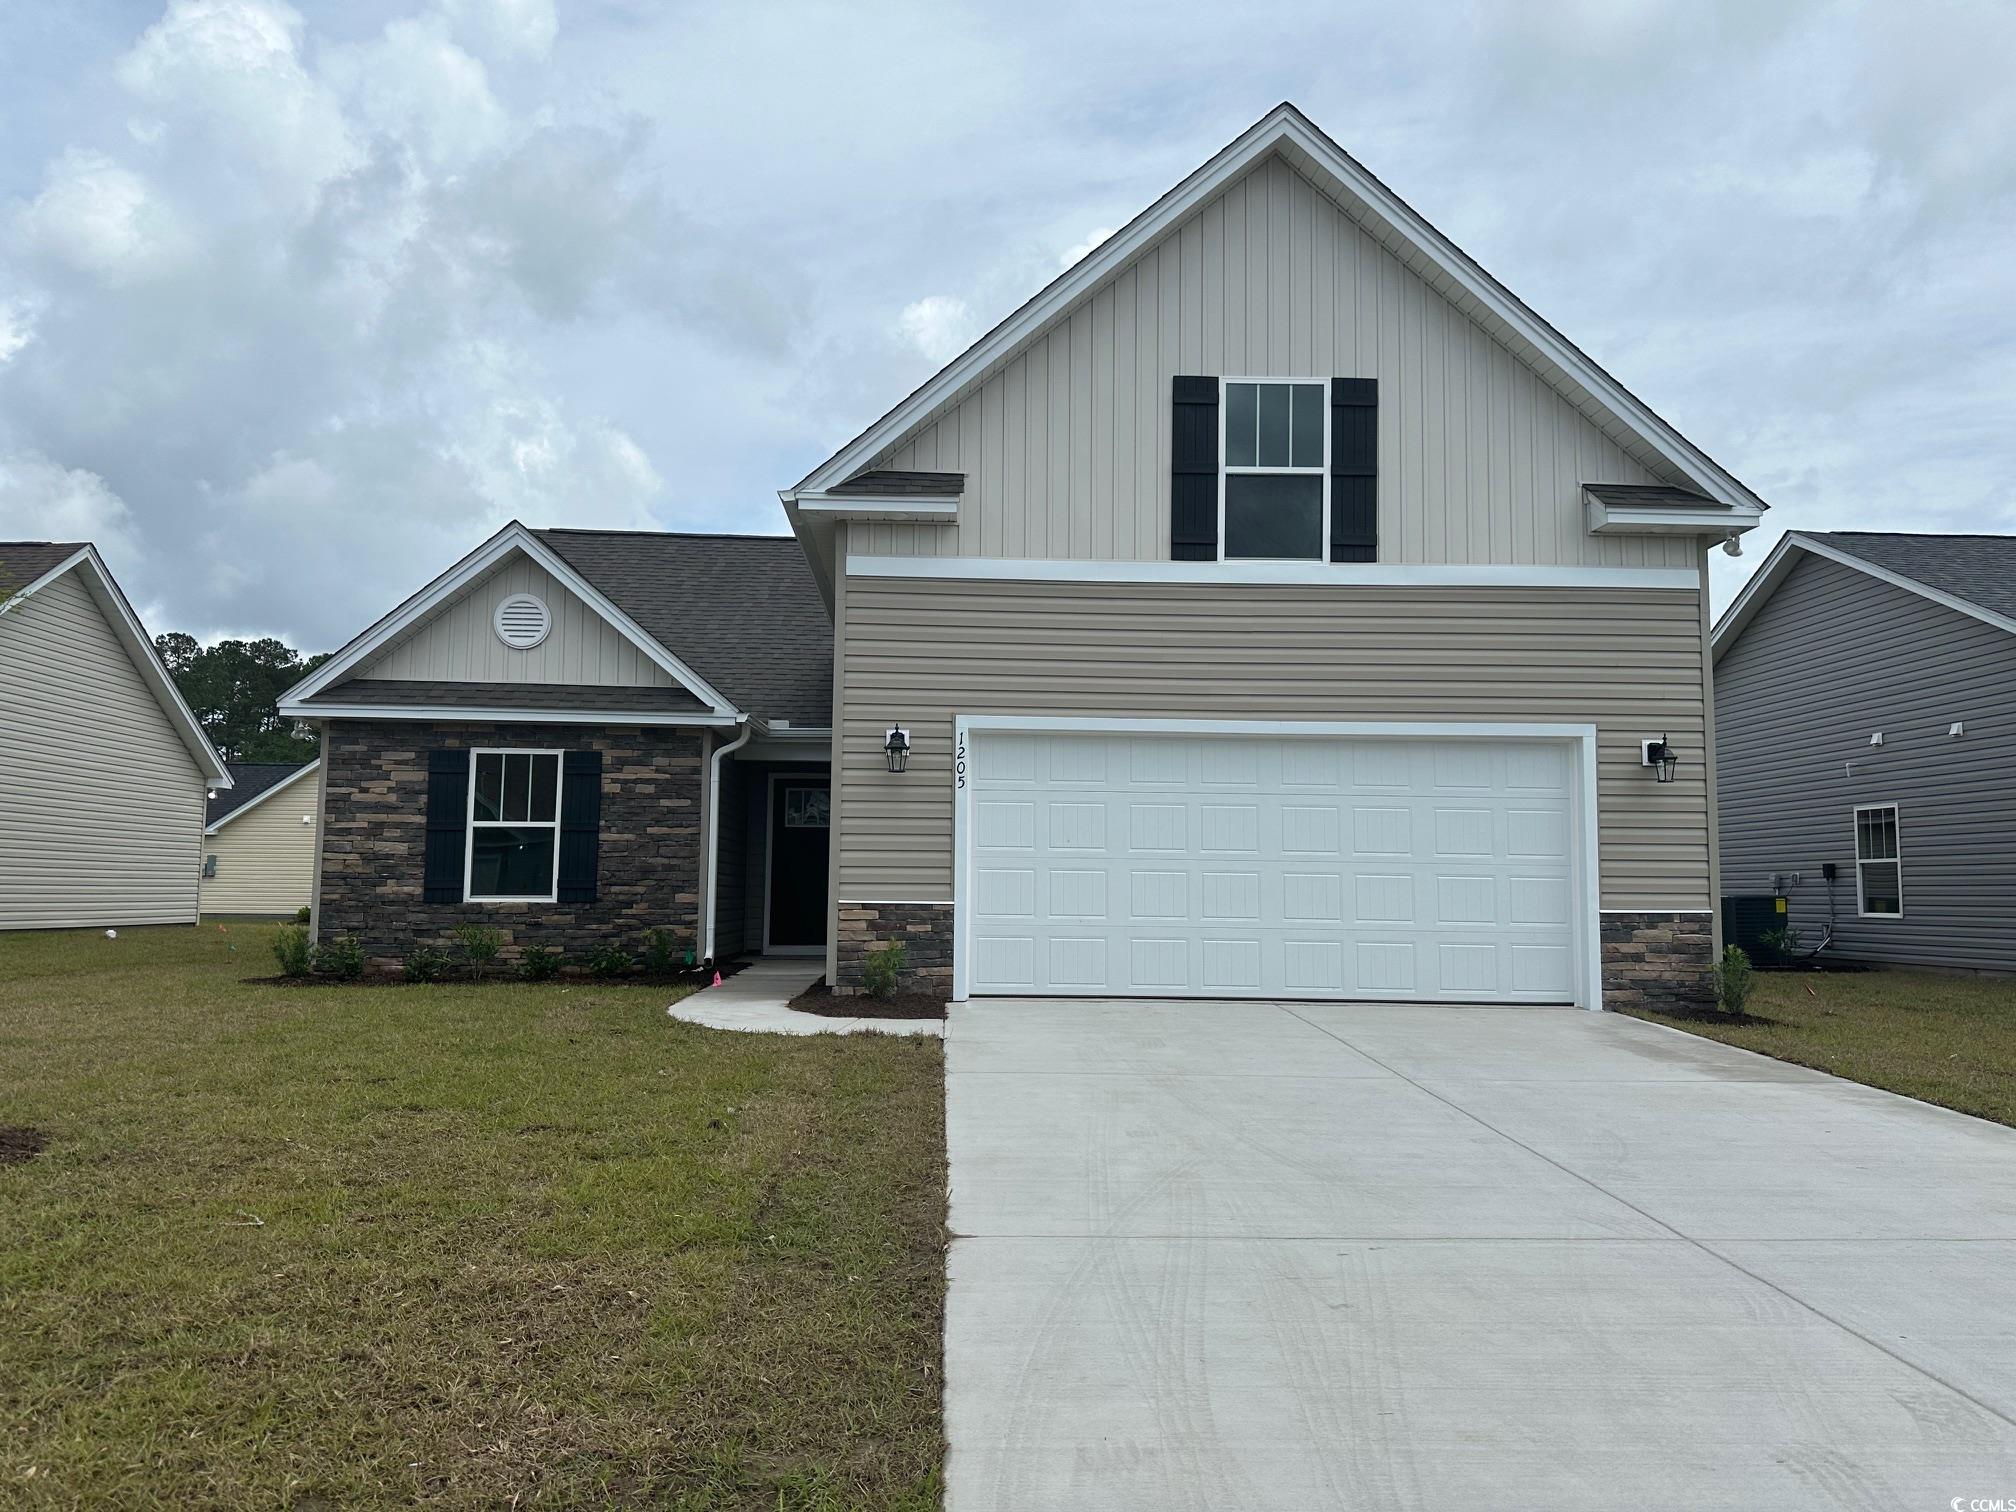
[201,762,320,918]
[0,543,231,931]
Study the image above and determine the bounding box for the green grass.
[0,924,946,1509]
[1624,967,2016,1127]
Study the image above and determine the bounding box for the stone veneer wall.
[318,719,703,972]
[835,901,953,996]
[1601,911,1715,1013]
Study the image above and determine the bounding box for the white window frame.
[1218,376,1329,563]
[1852,802,1904,919]
[465,747,564,904]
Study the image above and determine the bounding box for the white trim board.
[949,714,1605,1011]
[792,104,1767,519]
[205,760,320,835]
[0,545,232,785]
[277,701,742,728]
[846,555,1698,591]
[1713,531,2016,661]
[279,522,737,715]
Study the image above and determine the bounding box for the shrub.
[517,944,563,981]
[641,927,680,976]
[294,905,311,924]
[860,939,907,999]
[403,945,452,983]
[1713,944,1754,1016]
[452,924,503,982]
[311,935,367,981]
[587,942,636,979]
[272,923,312,978]
[1757,925,1801,966]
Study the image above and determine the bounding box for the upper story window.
[1854,803,1902,917]
[1221,380,1327,560]
[468,749,562,901]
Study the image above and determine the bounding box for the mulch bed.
[788,980,947,1020]
[243,959,749,990]
[0,1127,49,1165]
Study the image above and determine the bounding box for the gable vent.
[493,593,552,650]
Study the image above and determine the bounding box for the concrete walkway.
[668,957,943,1038]
[945,999,2016,1510]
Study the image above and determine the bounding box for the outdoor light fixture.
[1641,736,1678,783]
[884,725,911,774]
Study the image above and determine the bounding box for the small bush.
[641,927,680,976]
[1714,944,1754,1016]
[1757,925,1801,966]
[311,935,367,981]
[587,942,636,979]
[517,944,563,981]
[860,939,907,999]
[403,945,452,983]
[293,905,311,924]
[272,923,312,978]
[452,924,503,982]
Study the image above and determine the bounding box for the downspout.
[701,715,753,966]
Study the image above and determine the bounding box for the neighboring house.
[282,104,1766,1008]
[201,760,321,918]
[0,541,231,931]
[1713,531,2016,974]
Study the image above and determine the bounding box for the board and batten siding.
[201,775,319,917]
[855,153,1690,571]
[1717,552,2016,973]
[361,552,674,687]
[0,571,207,929]
[837,572,1711,911]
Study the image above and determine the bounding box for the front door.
[766,776,831,951]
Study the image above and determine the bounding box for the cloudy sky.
[2,1,2011,650]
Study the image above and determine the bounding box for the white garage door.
[964,730,1581,1003]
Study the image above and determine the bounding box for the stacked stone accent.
[1601,911,1715,1013]
[317,720,702,973]
[835,901,953,995]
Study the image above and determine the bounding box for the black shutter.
[423,749,469,904]
[1330,378,1377,563]
[1171,376,1219,561]
[557,750,603,904]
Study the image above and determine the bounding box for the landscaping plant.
[453,923,504,982]
[641,926,679,976]
[860,939,907,999]
[402,945,452,983]
[271,923,312,979]
[587,942,636,979]
[1713,944,1754,1016]
[516,943,563,981]
[310,935,367,981]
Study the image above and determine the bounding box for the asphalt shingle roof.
[304,679,714,715]
[827,470,965,497]
[1807,532,2016,627]
[208,761,315,825]
[1583,484,1727,510]
[0,541,86,599]
[532,530,833,728]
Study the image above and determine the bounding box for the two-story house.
[281,104,1763,1008]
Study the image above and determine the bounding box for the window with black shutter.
[1330,377,1377,562]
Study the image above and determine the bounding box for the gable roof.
[534,529,832,728]
[1713,531,2016,661]
[786,102,1769,529]
[208,760,316,829]
[279,523,831,730]
[0,541,232,785]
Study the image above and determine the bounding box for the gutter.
[700,715,754,965]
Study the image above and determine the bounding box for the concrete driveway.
[944,1000,2016,1510]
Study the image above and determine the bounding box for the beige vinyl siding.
[201,772,318,917]
[857,153,1689,570]
[362,552,674,687]
[0,571,206,929]
[836,575,1710,911]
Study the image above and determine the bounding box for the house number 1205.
[955,740,967,789]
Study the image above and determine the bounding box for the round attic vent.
[493,593,551,650]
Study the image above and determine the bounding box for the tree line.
[154,634,330,763]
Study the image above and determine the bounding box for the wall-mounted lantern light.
[884,725,911,774]
[1641,735,1678,783]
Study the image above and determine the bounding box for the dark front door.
[767,776,830,949]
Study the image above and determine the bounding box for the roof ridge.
[535,526,795,543]
[1812,529,2016,541]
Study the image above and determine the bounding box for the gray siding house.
[1713,531,2016,973]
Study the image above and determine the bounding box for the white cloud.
[12,150,187,285]
[0,454,139,561]
[896,294,978,365]
[334,16,510,170]
[1059,226,1115,269]
[440,0,558,60]
[0,299,39,365]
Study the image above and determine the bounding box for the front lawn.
[1624,967,2016,1128]
[0,924,945,1509]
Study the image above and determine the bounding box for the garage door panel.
[968,731,1580,1003]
